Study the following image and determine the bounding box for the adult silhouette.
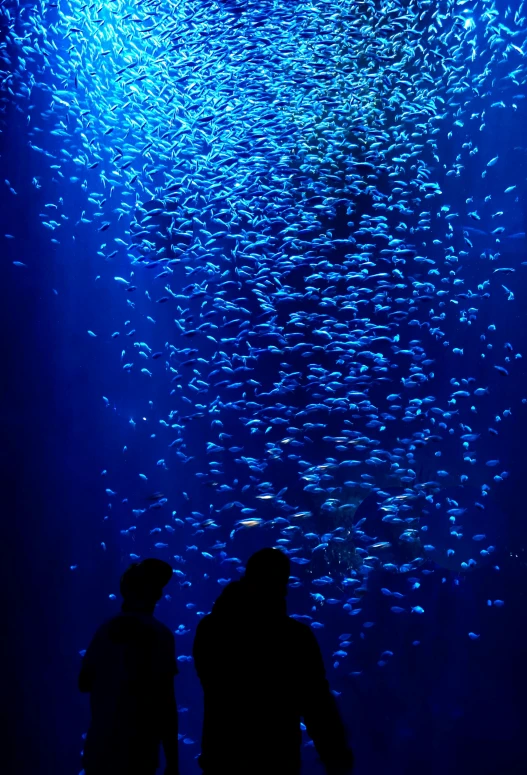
[79,559,179,775]
[193,547,354,775]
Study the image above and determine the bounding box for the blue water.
[1,0,527,772]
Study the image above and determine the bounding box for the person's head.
[244,548,291,600]
[120,558,173,613]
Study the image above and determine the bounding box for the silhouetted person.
[79,559,179,775]
[193,548,354,775]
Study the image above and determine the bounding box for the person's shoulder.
[151,617,175,641]
[194,613,220,645]
[85,614,124,652]
[286,617,318,642]
[195,613,213,633]
[93,614,123,637]
[115,612,173,643]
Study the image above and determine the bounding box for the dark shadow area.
[78,559,179,775]
[193,548,354,775]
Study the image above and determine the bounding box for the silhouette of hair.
[244,548,291,594]
[120,558,173,601]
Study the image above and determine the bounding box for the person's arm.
[192,618,205,682]
[78,662,94,693]
[300,629,354,775]
[193,617,217,687]
[78,635,98,693]
[158,630,179,775]
[160,676,179,775]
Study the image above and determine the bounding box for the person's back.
[79,560,179,775]
[81,612,175,774]
[193,549,354,775]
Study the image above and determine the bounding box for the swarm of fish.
[1,0,523,744]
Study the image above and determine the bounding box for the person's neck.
[251,591,287,615]
[121,602,155,615]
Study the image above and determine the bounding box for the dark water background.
[2,0,527,773]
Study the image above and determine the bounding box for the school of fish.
[1,0,526,745]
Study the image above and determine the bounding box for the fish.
[2,0,522,750]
